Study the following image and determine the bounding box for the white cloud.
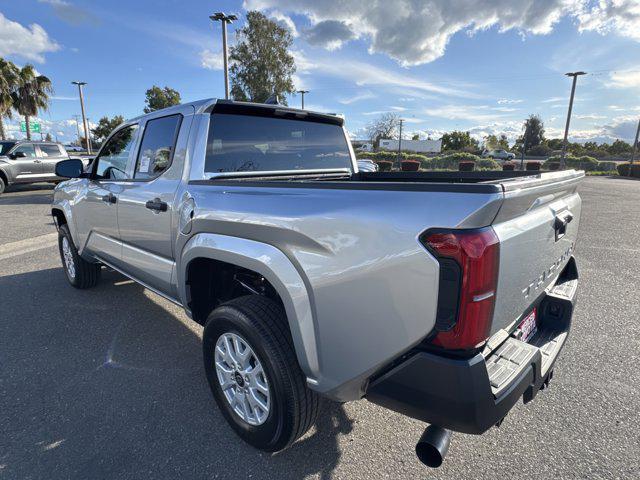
[304,20,356,50]
[293,50,480,98]
[575,0,640,41]
[607,69,640,89]
[497,98,523,104]
[200,49,224,70]
[38,0,98,26]
[423,104,515,123]
[339,91,376,105]
[246,0,640,66]
[267,10,299,37]
[0,13,60,62]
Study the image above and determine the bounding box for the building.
[379,138,442,154]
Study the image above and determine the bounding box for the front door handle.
[145,198,168,212]
[101,193,117,204]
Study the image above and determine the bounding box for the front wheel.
[58,224,101,289]
[203,295,320,452]
[0,176,5,195]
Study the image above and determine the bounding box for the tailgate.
[489,170,583,335]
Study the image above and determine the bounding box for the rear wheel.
[203,295,319,452]
[0,176,5,195]
[58,224,101,289]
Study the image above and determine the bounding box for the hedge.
[597,161,618,172]
[617,163,640,177]
[526,161,542,171]
[475,158,501,170]
[357,151,431,169]
[502,162,515,171]
[459,161,475,171]
[543,155,599,171]
[430,152,480,170]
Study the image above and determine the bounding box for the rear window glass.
[205,114,351,175]
[40,144,63,156]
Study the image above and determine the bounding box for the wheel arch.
[0,168,9,187]
[179,233,320,386]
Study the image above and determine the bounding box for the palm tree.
[0,58,19,140]
[11,64,53,140]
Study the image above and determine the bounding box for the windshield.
[0,142,16,155]
[205,113,352,176]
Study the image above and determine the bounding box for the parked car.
[64,144,85,153]
[0,140,83,195]
[52,99,583,468]
[482,149,516,161]
[356,158,379,172]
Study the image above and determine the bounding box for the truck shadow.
[0,267,352,480]
[0,183,55,205]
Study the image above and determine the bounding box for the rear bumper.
[366,257,578,435]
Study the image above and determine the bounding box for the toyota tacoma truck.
[51,99,582,467]
[0,140,87,195]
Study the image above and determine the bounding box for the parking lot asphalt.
[1,177,639,479]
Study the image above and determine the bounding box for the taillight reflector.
[422,227,500,350]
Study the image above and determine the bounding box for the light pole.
[297,90,309,109]
[396,118,404,170]
[71,81,91,154]
[561,71,586,168]
[629,118,640,177]
[210,12,238,100]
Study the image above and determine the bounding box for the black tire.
[0,176,5,195]
[58,224,101,289]
[203,295,319,452]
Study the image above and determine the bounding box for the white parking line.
[0,233,58,261]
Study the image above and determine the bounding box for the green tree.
[10,64,53,141]
[144,86,181,113]
[45,133,52,142]
[546,138,564,150]
[229,11,296,104]
[484,134,499,150]
[522,115,545,148]
[366,112,399,150]
[0,58,19,140]
[441,131,478,151]
[411,133,420,141]
[497,134,509,150]
[91,115,124,143]
[608,139,632,155]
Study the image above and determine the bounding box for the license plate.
[518,309,538,343]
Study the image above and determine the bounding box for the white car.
[482,149,515,161]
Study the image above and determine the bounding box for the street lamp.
[560,71,586,168]
[71,81,91,154]
[297,90,309,109]
[210,12,238,100]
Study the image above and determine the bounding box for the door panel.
[78,181,122,264]
[72,124,140,266]
[117,110,192,298]
[9,144,43,181]
[38,144,67,178]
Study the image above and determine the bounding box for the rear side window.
[205,114,351,175]
[134,114,182,180]
[40,144,63,156]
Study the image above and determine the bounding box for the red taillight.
[423,227,500,350]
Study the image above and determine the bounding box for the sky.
[1,0,639,145]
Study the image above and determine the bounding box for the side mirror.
[10,151,27,159]
[55,159,84,178]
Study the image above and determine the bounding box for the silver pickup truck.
[51,99,582,467]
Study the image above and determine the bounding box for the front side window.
[134,114,181,180]
[40,144,63,157]
[13,144,36,158]
[205,114,351,175]
[0,142,16,155]
[94,125,138,180]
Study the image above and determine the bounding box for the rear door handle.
[145,198,168,212]
[101,193,117,204]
